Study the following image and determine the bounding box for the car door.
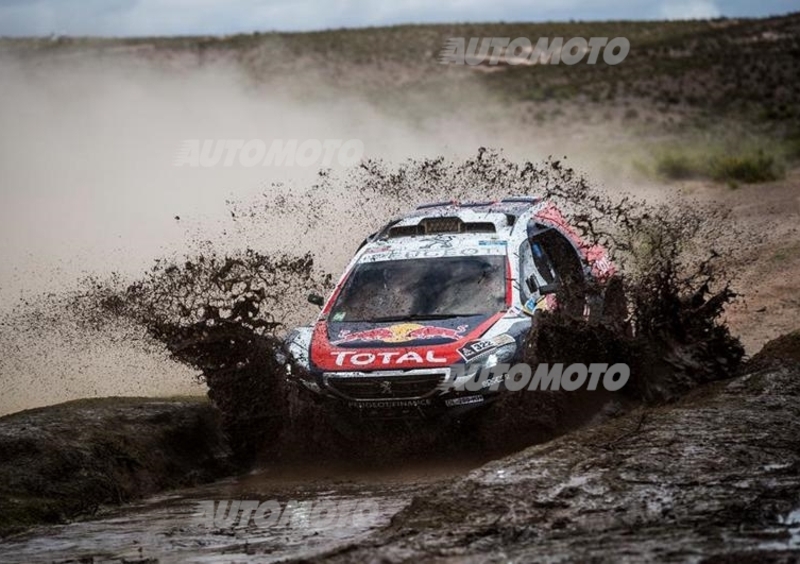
[524,222,588,317]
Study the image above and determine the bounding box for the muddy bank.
[1,337,798,562]
[306,361,800,563]
[750,330,800,369]
[0,397,231,537]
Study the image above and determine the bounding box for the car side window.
[530,237,557,285]
[518,241,536,303]
[519,239,557,302]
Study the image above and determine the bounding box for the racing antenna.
[501,197,539,204]
[416,200,459,210]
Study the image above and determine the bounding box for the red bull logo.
[333,322,468,345]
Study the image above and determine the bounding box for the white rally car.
[283,197,615,419]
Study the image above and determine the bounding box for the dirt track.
[1,356,799,563]
[691,169,800,353]
[0,397,231,538]
[0,465,438,563]
[312,363,800,563]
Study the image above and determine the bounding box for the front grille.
[325,373,444,401]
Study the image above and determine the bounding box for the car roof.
[351,197,544,262]
[371,197,541,240]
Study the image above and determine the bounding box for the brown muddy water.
[315,364,800,563]
[1,362,800,563]
[0,462,471,564]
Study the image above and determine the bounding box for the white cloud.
[659,0,721,20]
[0,0,786,37]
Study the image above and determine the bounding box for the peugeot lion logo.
[379,381,393,395]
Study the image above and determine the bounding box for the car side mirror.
[526,275,558,296]
[308,293,325,307]
[538,283,558,296]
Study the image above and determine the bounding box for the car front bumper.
[292,367,504,419]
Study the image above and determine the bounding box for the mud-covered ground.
[1,354,799,563]
[313,362,800,563]
[0,462,453,563]
[0,397,231,538]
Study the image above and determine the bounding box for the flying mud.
[32,152,747,458]
[0,151,788,563]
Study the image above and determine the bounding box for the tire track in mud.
[0,467,443,564]
[303,363,800,563]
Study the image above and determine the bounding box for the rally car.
[283,197,615,419]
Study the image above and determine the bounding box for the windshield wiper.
[368,313,481,323]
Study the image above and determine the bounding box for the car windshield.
[329,256,507,322]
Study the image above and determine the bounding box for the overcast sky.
[0,0,796,37]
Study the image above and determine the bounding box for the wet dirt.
[0,461,479,564]
[0,398,231,538]
[301,363,800,563]
[2,360,798,563]
[0,152,793,562]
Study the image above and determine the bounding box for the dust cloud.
[0,49,666,416]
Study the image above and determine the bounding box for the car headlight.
[446,337,517,392]
[282,327,313,373]
[470,342,517,372]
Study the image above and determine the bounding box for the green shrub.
[655,153,699,180]
[655,148,783,184]
[708,150,780,184]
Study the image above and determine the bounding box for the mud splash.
[77,250,333,464]
[61,150,750,466]
[282,149,748,399]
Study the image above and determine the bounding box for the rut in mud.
[2,341,796,563]
[62,150,751,465]
[301,358,800,564]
